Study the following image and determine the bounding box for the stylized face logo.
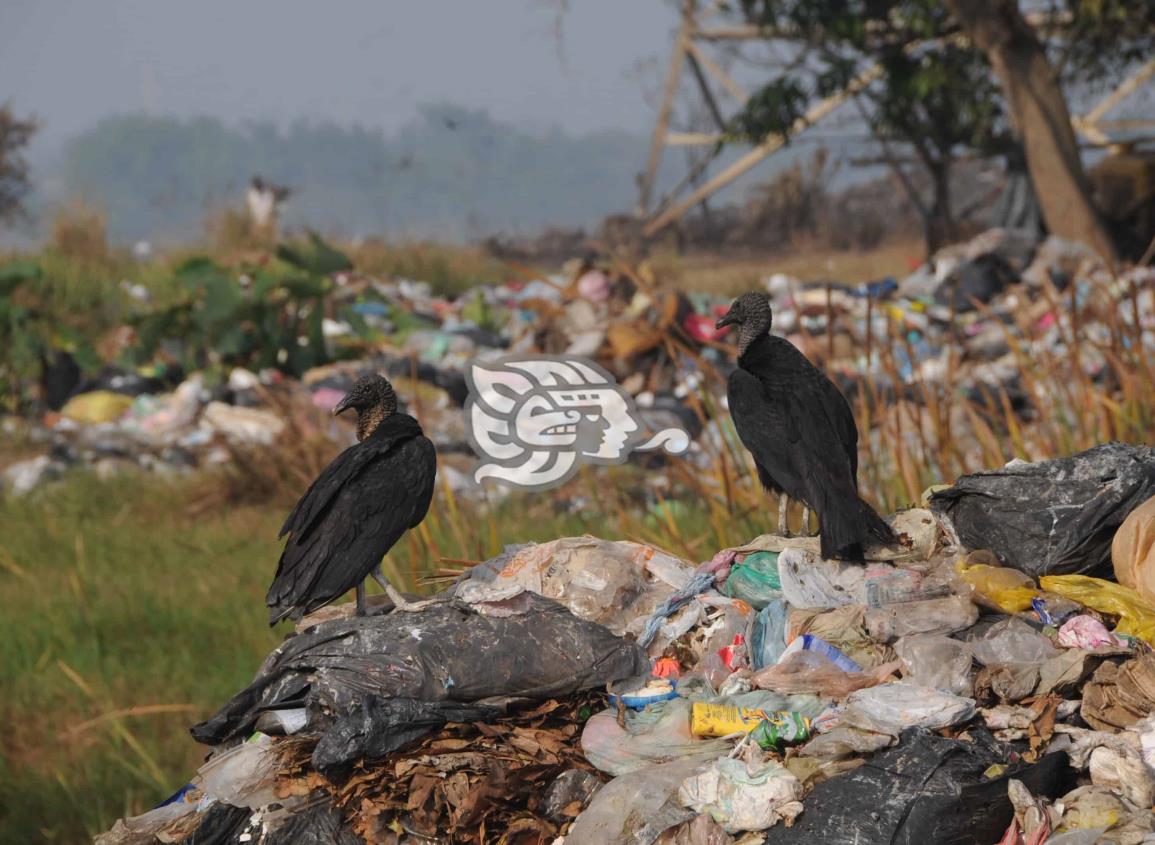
[465,357,688,490]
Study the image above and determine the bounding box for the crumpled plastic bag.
[787,605,896,669]
[971,618,1061,667]
[1113,493,1155,606]
[750,599,790,669]
[191,594,649,746]
[455,536,697,648]
[931,443,1155,577]
[751,650,901,698]
[894,634,974,696]
[721,551,781,609]
[777,548,866,609]
[840,682,976,735]
[196,734,280,809]
[678,757,804,833]
[957,559,1040,613]
[1057,616,1127,650]
[311,697,503,775]
[580,697,730,777]
[1040,574,1155,645]
[565,757,706,845]
[864,594,978,643]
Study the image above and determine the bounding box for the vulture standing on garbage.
[265,374,436,624]
[717,292,895,562]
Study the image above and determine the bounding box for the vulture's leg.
[777,495,791,537]
[800,505,812,536]
[355,581,368,617]
[373,565,445,613]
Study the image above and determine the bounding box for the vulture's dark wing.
[772,338,859,478]
[728,346,856,506]
[267,417,436,622]
[278,414,424,541]
[728,367,798,495]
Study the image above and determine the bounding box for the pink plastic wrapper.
[1057,615,1128,650]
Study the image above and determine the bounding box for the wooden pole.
[643,61,884,236]
[685,41,748,103]
[638,0,695,215]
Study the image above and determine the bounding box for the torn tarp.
[191,593,648,746]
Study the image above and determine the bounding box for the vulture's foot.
[777,495,792,537]
[372,567,443,613]
[384,584,446,613]
[800,505,814,536]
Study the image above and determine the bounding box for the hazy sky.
[2,0,680,150]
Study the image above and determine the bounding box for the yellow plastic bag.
[1040,574,1155,645]
[60,390,134,424]
[956,561,1039,613]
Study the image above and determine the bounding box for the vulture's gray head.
[716,291,772,355]
[333,374,398,440]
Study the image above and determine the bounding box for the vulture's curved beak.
[715,312,740,330]
[332,394,355,417]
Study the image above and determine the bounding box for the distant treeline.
[58,104,664,243]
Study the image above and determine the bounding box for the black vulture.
[265,374,436,624]
[716,292,895,562]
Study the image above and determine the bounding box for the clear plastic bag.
[864,594,978,643]
[580,697,731,777]
[970,617,1060,667]
[750,599,789,669]
[894,634,974,696]
[751,651,901,698]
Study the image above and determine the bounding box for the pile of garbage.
[96,442,1155,844]
[5,226,1153,500]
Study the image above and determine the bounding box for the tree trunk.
[925,162,959,256]
[946,0,1117,262]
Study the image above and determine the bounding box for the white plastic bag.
[842,682,976,735]
[678,757,804,833]
[777,548,867,609]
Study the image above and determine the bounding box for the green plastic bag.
[723,551,782,609]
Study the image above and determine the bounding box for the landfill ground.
[2,229,1155,844]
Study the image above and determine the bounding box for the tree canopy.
[59,105,665,243]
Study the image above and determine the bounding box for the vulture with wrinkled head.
[265,374,436,623]
[717,292,895,562]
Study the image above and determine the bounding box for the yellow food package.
[1040,574,1155,645]
[691,702,770,736]
[956,561,1039,613]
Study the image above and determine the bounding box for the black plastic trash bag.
[312,696,503,775]
[182,803,252,845]
[191,593,648,746]
[934,253,1019,312]
[263,804,361,845]
[931,442,1155,576]
[763,729,1073,845]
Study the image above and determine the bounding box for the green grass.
[0,474,282,842]
[0,464,767,843]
